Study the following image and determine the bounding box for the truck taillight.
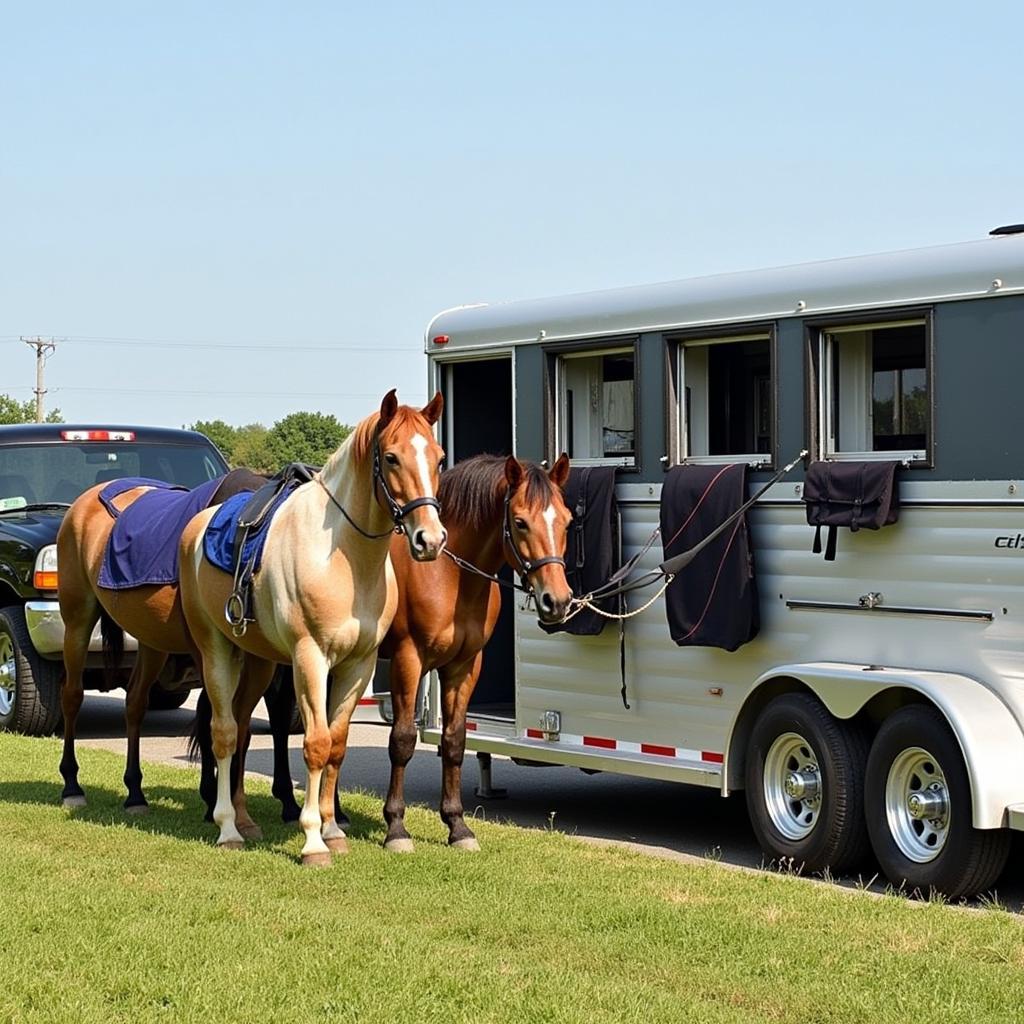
[60,430,136,442]
[33,545,58,592]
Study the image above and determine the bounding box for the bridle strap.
[501,490,566,584]
[316,428,441,541]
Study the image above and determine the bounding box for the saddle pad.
[202,481,299,576]
[98,477,224,590]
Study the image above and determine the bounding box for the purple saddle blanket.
[98,476,224,589]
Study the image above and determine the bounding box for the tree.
[0,394,63,424]
[265,411,351,469]
[231,423,275,473]
[190,419,237,463]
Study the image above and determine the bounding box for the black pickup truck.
[0,424,229,735]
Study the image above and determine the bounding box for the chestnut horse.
[56,467,267,816]
[178,391,446,864]
[207,453,573,852]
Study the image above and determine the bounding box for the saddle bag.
[802,460,901,561]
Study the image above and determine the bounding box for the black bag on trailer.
[541,466,620,636]
[802,460,901,561]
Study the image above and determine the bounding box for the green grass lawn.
[2,734,1024,1024]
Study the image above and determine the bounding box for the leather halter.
[371,432,442,535]
[501,488,566,584]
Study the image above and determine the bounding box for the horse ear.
[420,391,444,425]
[548,452,570,489]
[379,389,399,428]
[504,455,524,491]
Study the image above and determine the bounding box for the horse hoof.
[62,795,87,809]
[450,837,481,852]
[325,835,349,855]
[124,803,149,817]
[217,840,245,852]
[301,851,332,868]
[384,837,415,854]
[238,822,263,841]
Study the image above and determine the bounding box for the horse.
[56,467,268,817]
[200,452,573,853]
[178,389,446,865]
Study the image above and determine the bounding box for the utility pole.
[21,337,56,422]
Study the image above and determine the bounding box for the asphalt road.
[72,689,1024,907]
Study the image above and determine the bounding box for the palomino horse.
[56,468,268,815]
[208,453,573,852]
[178,390,446,864]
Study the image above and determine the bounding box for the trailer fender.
[727,661,1024,829]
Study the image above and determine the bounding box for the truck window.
[554,347,635,466]
[675,332,773,464]
[818,319,930,461]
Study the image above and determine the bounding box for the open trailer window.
[675,332,774,465]
[554,347,635,467]
[817,318,931,463]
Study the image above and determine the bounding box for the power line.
[1,335,420,353]
[55,385,427,399]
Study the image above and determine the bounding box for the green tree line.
[0,394,63,424]
[189,411,351,472]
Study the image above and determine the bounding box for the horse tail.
[186,686,213,764]
[99,610,125,680]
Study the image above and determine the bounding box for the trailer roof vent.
[989,224,1024,236]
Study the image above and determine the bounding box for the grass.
[2,734,1024,1024]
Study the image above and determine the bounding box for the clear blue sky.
[3,2,1021,428]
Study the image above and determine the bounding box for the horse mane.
[320,405,427,479]
[438,454,555,530]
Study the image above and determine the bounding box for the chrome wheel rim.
[885,746,950,864]
[0,631,16,719]
[763,731,822,841]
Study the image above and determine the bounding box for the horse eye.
[384,453,399,466]
[514,517,528,530]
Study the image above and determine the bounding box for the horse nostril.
[413,529,427,552]
[540,592,555,614]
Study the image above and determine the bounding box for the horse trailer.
[417,226,1024,897]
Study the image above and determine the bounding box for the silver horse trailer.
[418,226,1024,897]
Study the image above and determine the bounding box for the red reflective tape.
[465,721,478,731]
[357,698,376,707]
[583,735,616,749]
[641,743,676,757]
[702,751,724,764]
[526,728,544,739]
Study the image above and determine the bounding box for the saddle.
[222,463,316,634]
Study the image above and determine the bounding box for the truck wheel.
[745,692,869,874]
[865,705,1010,899]
[0,606,63,735]
[147,686,190,711]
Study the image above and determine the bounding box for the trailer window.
[819,319,929,462]
[676,333,772,465]
[555,348,635,466]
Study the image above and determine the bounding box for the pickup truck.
[0,424,229,735]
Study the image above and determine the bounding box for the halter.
[317,428,441,541]
[501,488,566,585]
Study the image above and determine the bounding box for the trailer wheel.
[864,705,1010,898]
[745,693,869,874]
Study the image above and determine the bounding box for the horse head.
[503,453,572,623]
[374,389,447,561]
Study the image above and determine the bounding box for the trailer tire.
[745,692,869,875]
[864,705,1010,899]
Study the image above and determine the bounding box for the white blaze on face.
[410,433,434,499]
[542,504,557,556]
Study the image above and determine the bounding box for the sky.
[3,2,1022,429]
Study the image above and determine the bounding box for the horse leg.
[122,645,168,813]
[382,643,424,852]
[59,603,98,808]
[319,651,375,856]
[292,638,333,866]
[193,687,217,822]
[200,634,247,849]
[262,669,302,824]
[230,656,276,841]
[439,653,483,851]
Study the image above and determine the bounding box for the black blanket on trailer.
[660,463,759,651]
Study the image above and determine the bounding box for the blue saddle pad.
[202,481,299,575]
[98,477,224,589]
